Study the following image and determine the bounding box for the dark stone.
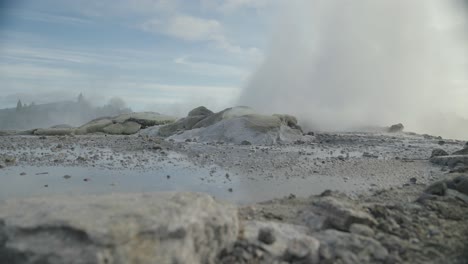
[430,149,448,159]
[240,140,252,146]
[388,123,404,133]
[424,181,447,196]
[409,177,417,184]
[446,176,468,195]
[453,148,468,155]
[257,228,275,245]
[188,106,213,117]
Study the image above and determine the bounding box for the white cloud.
[141,14,262,57]
[201,0,275,12]
[221,0,270,12]
[142,15,222,42]
[174,56,248,78]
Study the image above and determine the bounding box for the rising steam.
[238,0,468,139]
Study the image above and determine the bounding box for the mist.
[238,0,468,139]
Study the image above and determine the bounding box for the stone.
[424,181,447,196]
[0,192,238,264]
[241,221,319,262]
[75,118,113,135]
[430,148,449,159]
[314,230,389,263]
[169,115,304,145]
[257,227,275,245]
[308,196,377,231]
[102,121,141,135]
[388,123,404,133]
[188,106,213,117]
[446,175,468,195]
[453,147,468,155]
[430,155,468,168]
[113,112,176,127]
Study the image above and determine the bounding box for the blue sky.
[0,0,277,114]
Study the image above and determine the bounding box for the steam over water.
[239,0,468,139]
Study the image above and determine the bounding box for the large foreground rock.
[160,106,307,145]
[169,114,305,145]
[0,192,238,264]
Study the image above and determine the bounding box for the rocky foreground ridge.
[1,167,467,263]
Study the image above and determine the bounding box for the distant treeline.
[0,94,132,130]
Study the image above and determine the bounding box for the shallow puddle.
[0,165,370,204]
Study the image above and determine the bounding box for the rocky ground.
[0,116,468,263]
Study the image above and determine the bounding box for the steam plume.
[239,0,468,139]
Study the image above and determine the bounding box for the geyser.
[238,0,468,139]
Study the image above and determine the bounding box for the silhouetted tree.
[16,100,23,112]
[77,93,84,103]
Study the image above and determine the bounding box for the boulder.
[430,148,449,159]
[113,112,176,128]
[219,221,320,263]
[314,230,389,263]
[75,118,113,135]
[188,106,213,117]
[169,114,305,145]
[446,175,468,196]
[387,123,404,133]
[430,155,468,168]
[75,112,175,135]
[158,116,207,137]
[102,121,141,135]
[192,106,256,129]
[453,147,468,155]
[424,175,468,197]
[304,196,377,232]
[0,192,238,264]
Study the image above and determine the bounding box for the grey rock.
[446,175,468,196]
[113,112,176,127]
[453,147,468,155]
[158,116,206,137]
[388,123,404,133]
[308,196,377,231]
[102,121,141,135]
[0,192,238,264]
[75,118,113,135]
[430,155,468,168]
[241,221,319,263]
[258,227,275,245]
[314,230,388,263]
[170,115,305,145]
[424,181,447,196]
[430,148,449,159]
[188,106,213,117]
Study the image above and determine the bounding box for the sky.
[0,0,275,114]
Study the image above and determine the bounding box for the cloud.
[141,14,262,57]
[143,15,222,42]
[220,0,270,12]
[201,0,275,12]
[174,56,248,78]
